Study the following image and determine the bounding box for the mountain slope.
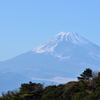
[0,32,100,92]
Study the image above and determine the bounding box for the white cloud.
[56,55,71,60]
[32,77,77,84]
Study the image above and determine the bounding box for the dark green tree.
[20,81,44,100]
[78,68,93,82]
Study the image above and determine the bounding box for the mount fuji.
[0,32,100,92]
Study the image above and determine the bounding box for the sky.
[0,0,100,61]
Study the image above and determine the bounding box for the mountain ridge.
[33,32,100,60]
[0,32,100,92]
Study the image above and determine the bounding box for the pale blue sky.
[0,0,100,61]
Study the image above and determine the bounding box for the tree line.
[1,68,100,100]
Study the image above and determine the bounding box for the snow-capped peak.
[33,32,89,54]
[56,32,83,43]
[56,32,77,38]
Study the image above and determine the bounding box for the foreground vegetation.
[1,68,100,100]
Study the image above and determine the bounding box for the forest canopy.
[0,68,100,100]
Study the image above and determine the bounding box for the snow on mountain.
[55,32,88,44]
[0,32,100,92]
[33,32,89,54]
[33,32,100,60]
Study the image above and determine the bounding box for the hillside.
[0,69,100,100]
